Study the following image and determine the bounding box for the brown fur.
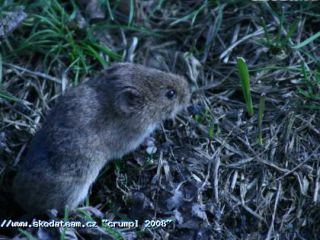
[12,63,190,214]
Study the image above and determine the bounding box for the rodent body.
[12,63,190,214]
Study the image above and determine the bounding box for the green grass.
[1,0,122,84]
[237,57,254,117]
[18,229,38,240]
[101,222,125,240]
[0,0,164,87]
[78,209,125,239]
[0,89,21,102]
[297,62,320,108]
[257,2,320,107]
[59,206,70,240]
[193,107,220,140]
[169,3,208,27]
[292,31,320,49]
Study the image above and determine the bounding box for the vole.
[12,63,190,214]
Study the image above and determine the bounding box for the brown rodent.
[12,63,190,214]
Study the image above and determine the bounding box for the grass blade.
[0,89,20,102]
[128,0,134,26]
[105,0,114,21]
[18,229,37,240]
[237,57,254,117]
[291,31,320,49]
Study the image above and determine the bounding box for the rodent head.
[104,63,191,123]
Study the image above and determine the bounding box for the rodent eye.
[165,89,176,99]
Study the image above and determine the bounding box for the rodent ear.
[117,88,143,114]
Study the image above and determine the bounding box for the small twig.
[296,115,320,135]
[313,164,320,203]
[4,63,61,84]
[256,157,289,173]
[13,143,27,166]
[222,23,240,63]
[274,146,320,182]
[194,70,235,93]
[153,151,164,219]
[266,182,282,240]
[219,25,275,60]
[189,115,290,174]
[213,150,221,204]
[229,193,267,224]
[225,157,254,168]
